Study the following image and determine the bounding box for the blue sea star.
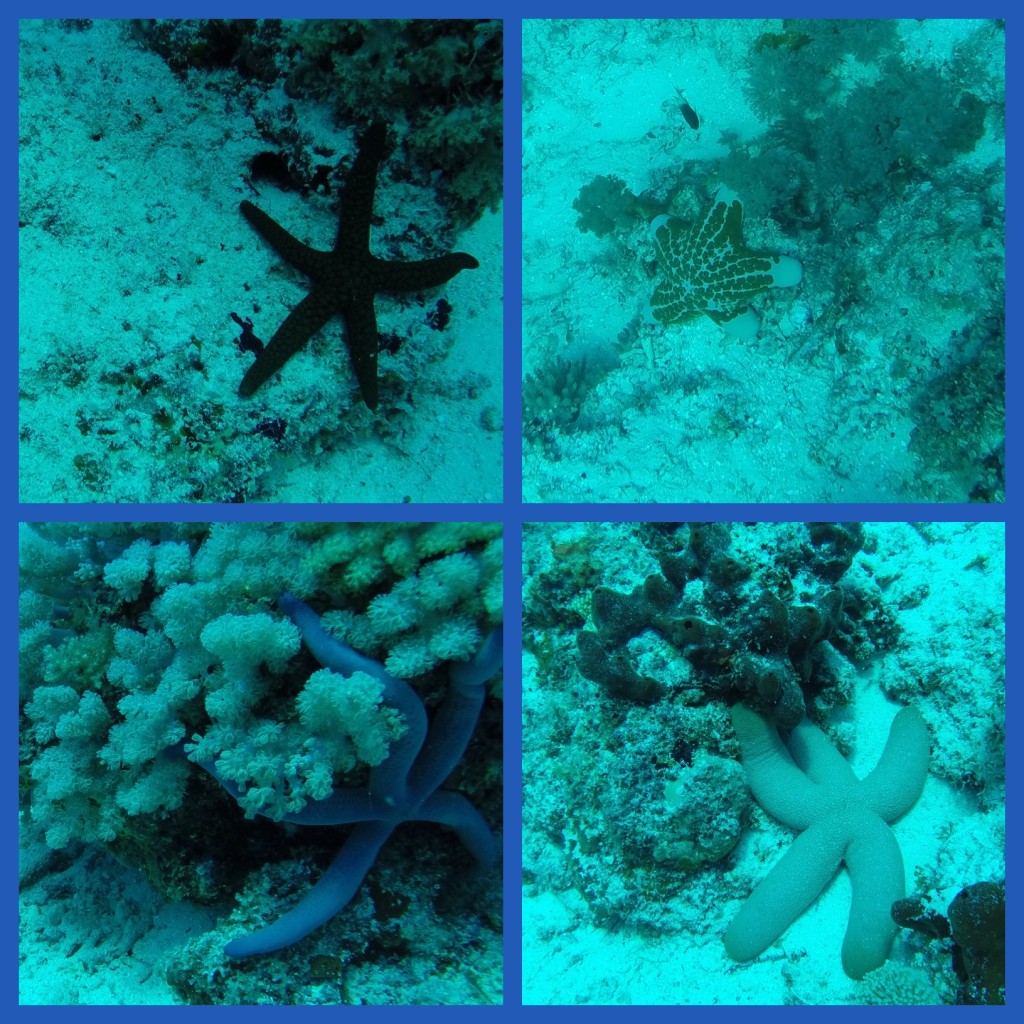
[191,593,502,958]
[724,703,930,979]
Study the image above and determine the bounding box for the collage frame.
[12,0,1014,1014]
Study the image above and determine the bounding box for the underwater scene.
[522,522,1004,1004]
[522,20,1004,503]
[19,20,503,503]
[19,522,503,1005]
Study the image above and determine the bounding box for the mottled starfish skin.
[239,120,479,409]
[650,193,789,327]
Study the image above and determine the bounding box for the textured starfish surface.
[192,593,502,958]
[239,121,479,409]
[649,188,801,336]
[724,703,930,980]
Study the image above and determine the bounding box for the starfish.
[723,702,930,980]
[649,188,802,338]
[238,121,479,410]
[190,593,502,958]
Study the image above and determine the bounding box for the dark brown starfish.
[238,121,479,410]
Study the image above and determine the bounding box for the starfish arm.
[724,815,847,963]
[278,787,383,825]
[787,718,859,792]
[279,592,390,682]
[225,819,395,958]
[374,252,479,292]
[416,790,498,871]
[239,292,334,396]
[409,628,503,805]
[337,120,387,252]
[185,754,380,825]
[857,705,930,823]
[842,809,904,980]
[730,704,824,830]
[340,290,382,410]
[239,200,327,278]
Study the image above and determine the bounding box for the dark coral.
[573,175,640,237]
[576,522,897,726]
[807,521,865,582]
[132,19,503,227]
[894,881,1005,1005]
[949,881,1005,1005]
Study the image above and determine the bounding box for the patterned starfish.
[239,121,479,409]
[649,188,801,338]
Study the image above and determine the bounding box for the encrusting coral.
[724,703,930,980]
[574,521,895,727]
[649,187,802,338]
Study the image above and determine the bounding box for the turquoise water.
[522,522,1005,1005]
[522,20,1005,503]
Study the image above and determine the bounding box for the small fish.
[674,87,700,130]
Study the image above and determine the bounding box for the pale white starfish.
[724,703,930,979]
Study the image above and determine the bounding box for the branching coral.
[19,522,503,844]
[187,593,502,957]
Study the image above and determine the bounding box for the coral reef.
[19,521,503,1003]
[188,595,501,958]
[522,521,1004,1004]
[574,522,896,726]
[133,19,503,226]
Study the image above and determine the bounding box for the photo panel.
[522,19,1004,504]
[522,521,1005,1005]
[18,521,504,1004]
[19,19,503,504]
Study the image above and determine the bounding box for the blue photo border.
[8,0,1015,1016]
